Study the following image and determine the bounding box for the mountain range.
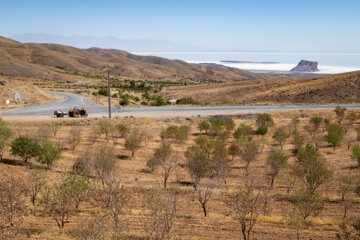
[0,36,261,82]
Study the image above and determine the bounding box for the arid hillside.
[160,70,360,105]
[0,36,262,82]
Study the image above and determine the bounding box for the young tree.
[0,175,27,226]
[351,144,360,166]
[338,175,354,202]
[239,141,259,175]
[210,140,229,183]
[93,146,116,185]
[256,125,268,138]
[346,111,358,126]
[256,113,274,128]
[72,151,93,176]
[223,183,263,240]
[11,136,40,163]
[98,120,113,141]
[115,123,131,138]
[309,116,323,134]
[148,143,178,188]
[97,177,128,231]
[68,127,82,151]
[196,177,220,217]
[209,119,226,138]
[291,131,305,155]
[185,145,211,190]
[64,173,91,209]
[234,123,254,140]
[326,123,345,151]
[228,142,241,161]
[272,128,290,150]
[49,122,61,137]
[293,144,332,194]
[0,119,12,161]
[198,120,210,134]
[40,180,76,229]
[290,117,300,133]
[292,189,324,220]
[266,150,289,187]
[335,106,347,123]
[125,135,141,158]
[161,125,190,144]
[37,139,61,169]
[28,170,47,205]
[144,187,178,239]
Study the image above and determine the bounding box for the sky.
[1,0,360,51]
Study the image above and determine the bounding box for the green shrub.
[37,140,62,169]
[98,88,109,96]
[176,97,199,105]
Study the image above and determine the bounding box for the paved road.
[2,92,360,116]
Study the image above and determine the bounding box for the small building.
[169,99,177,105]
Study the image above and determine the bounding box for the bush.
[256,113,274,127]
[98,88,109,96]
[125,136,141,157]
[116,123,131,138]
[119,97,130,106]
[176,97,199,105]
[11,136,40,163]
[160,125,190,143]
[151,96,169,106]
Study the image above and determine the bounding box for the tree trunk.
[270,176,275,187]
[201,203,207,217]
[164,177,167,188]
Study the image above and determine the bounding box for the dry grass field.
[0,109,359,240]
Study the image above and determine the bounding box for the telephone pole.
[7,58,11,83]
[107,69,111,118]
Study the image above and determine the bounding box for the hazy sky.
[1,0,360,51]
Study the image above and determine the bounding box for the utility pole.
[7,58,11,83]
[107,69,111,118]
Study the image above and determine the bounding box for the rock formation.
[291,60,319,72]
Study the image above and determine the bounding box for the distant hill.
[11,33,206,52]
[160,70,360,104]
[0,36,262,82]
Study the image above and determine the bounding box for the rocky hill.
[0,36,262,82]
[291,60,319,72]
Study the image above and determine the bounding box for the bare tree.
[223,181,263,240]
[68,127,82,151]
[195,177,220,217]
[49,122,61,137]
[96,177,128,231]
[0,175,27,227]
[28,170,47,205]
[93,145,117,186]
[144,187,178,240]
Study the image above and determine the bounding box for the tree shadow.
[117,154,130,160]
[175,180,193,187]
[0,158,25,166]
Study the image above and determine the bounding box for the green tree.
[351,144,360,166]
[11,136,40,163]
[335,106,347,123]
[256,113,274,128]
[266,150,289,187]
[0,118,12,161]
[37,139,61,169]
[293,144,332,194]
[98,120,113,141]
[326,123,345,151]
[309,116,323,133]
[64,173,91,209]
[233,123,254,140]
[185,145,212,189]
[291,131,304,155]
[272,128,290,150]
[125,135,141,157]
[115,123,131,138]
[346,111,358,126]
[198,120,210,134]
[239,141,259,175]
[256,125,268,137]
[292,189,324,220]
